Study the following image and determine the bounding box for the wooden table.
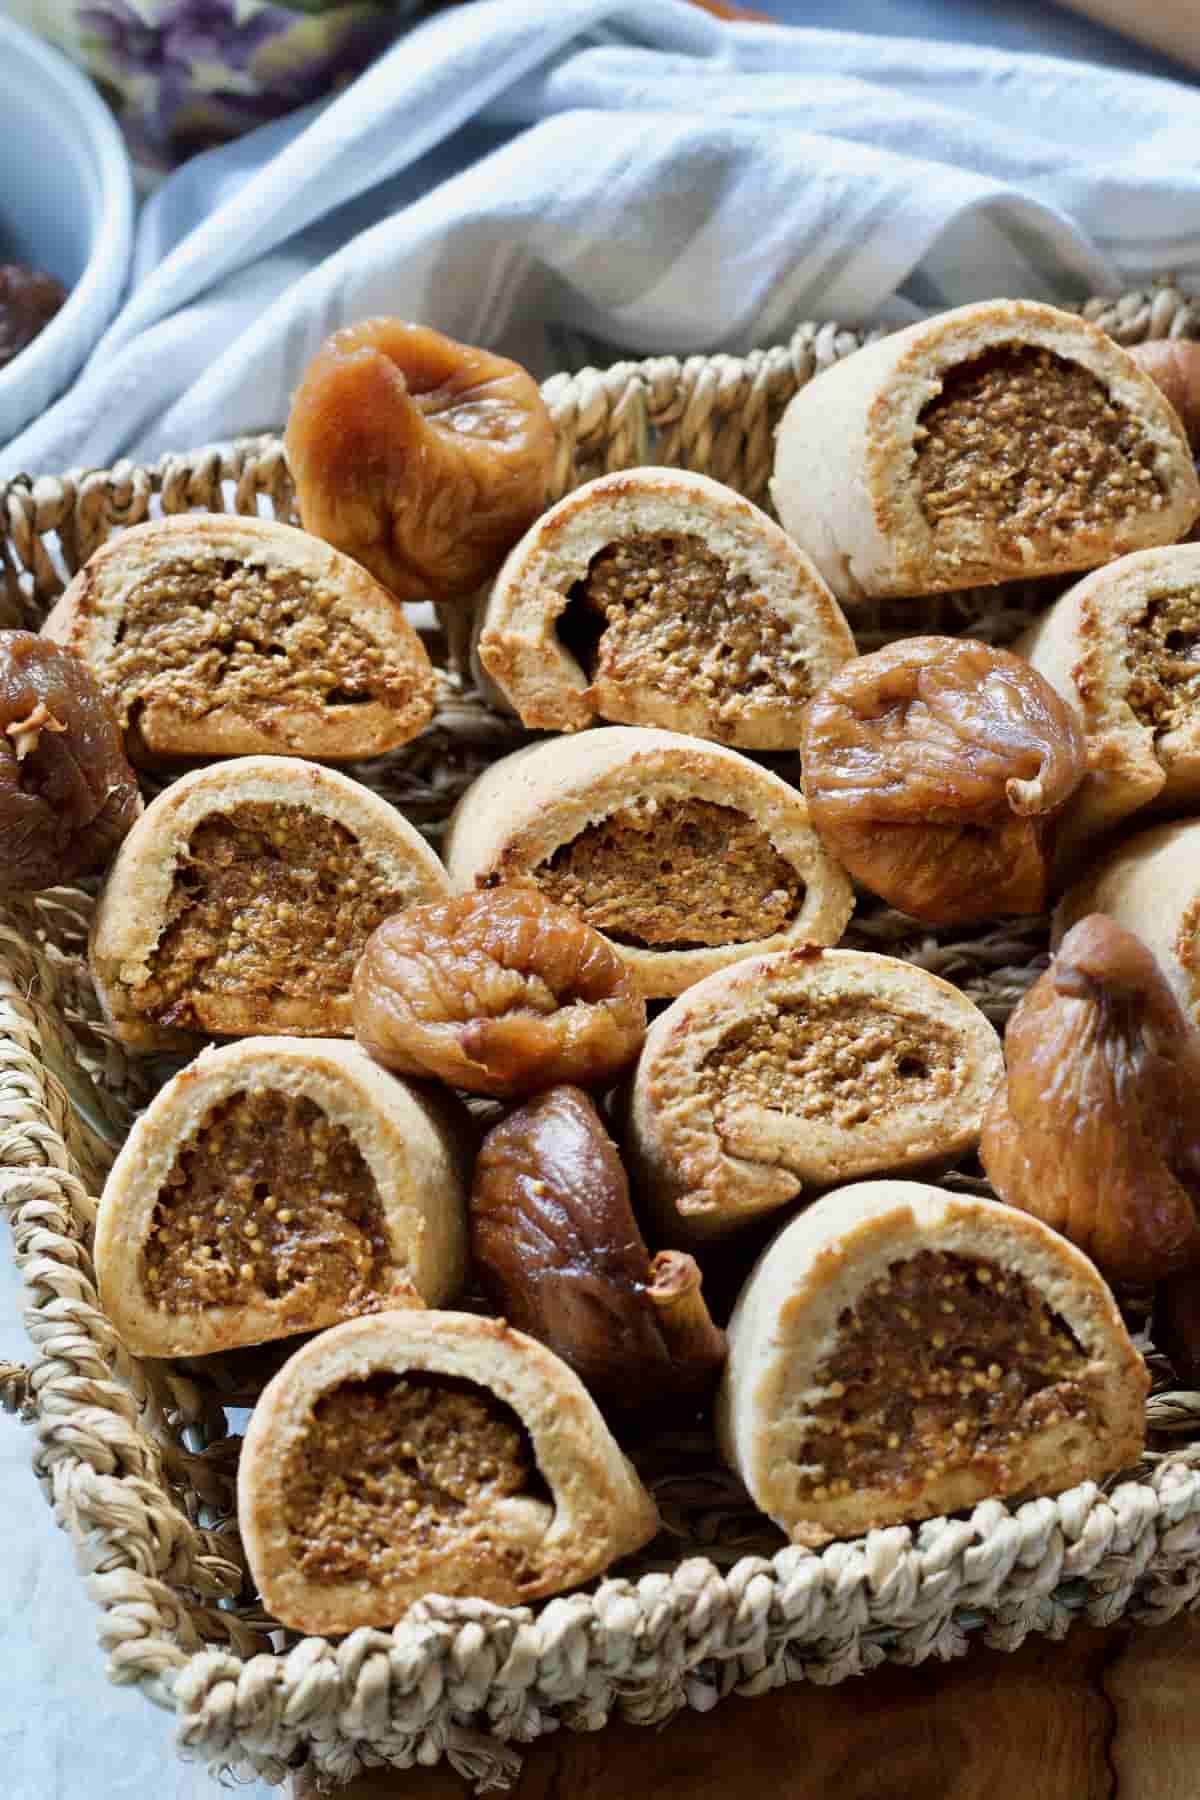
[293,1611,1197,1799]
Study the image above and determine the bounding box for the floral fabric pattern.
[14,0,431,167]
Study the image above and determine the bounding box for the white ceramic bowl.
[0,16,134,448]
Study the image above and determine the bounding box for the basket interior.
[3,292,1200,1783]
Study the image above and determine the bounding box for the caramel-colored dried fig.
[800,635,1085,925]
[285,318,555,603]
[1154,1269,1200,1388]
[0,631,140,891]
[1127,341,1200,452]
[352,887,646,1098]
[472,1084,725,1414]
[981,914,1200,1286]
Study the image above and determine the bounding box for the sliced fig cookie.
[95,1037,469,1357]
[771,299,1200,601]
[238,1311,660,1631]
[43,514,435,762]
[443,726,853,1000]
[716,1180,1148,1544]
[623,947,1003,1243]
[90,755,450,1047]
[478,467,855,749]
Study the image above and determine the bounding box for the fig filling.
[915,347,1164,541]
[794,1250,1092,1502]
[702,998,957,1128]
[141,1090,390,1315]
[134,802,410,1028]
[558,534,811,714]
[531,796,802,950]
[285,1372,548,1583]
[1125,589,1200,737]
[105,556,398,726]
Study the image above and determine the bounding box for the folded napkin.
[6,0,1200,479]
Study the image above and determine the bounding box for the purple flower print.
[78,0,416,165]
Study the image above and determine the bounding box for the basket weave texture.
[4,283,1200,1795]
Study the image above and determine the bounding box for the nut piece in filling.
[353,888,646,1099]
[982,915,1200,1287]
[478,468,855,748]
[622,948,1004,1244]
[90,756,451,1048]
[285,318,554,604]
[94,1037,469,1358]
[716,1180,1149,1544]
[800,636,1085,925]
[236,1311,660,1632]
[770,299,1200,602]
[443,726,854,1001]
[43,515,435,763]
[1017,547,1200,865]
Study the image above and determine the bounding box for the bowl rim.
[0,14,134,439]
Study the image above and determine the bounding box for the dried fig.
[0,632,140,891]
[472,1084,725,1415]
[980,914,1200,1286]
[285,318,555,603]
[800,635,1085,925]
[352,887,646,1098]
[1127,341,1200,452]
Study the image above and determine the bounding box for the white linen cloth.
[5,0,1200,478]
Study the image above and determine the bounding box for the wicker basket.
[4,282,1200,1797]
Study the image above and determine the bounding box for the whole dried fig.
[472,1084,725,1415]
[285,318,555,603]
[0,632,140,891]
[800,635,1085,925]
[352,887,646,1098]
[981,914,1200,1286]
[1127,341,1200,452]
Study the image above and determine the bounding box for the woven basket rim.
[5,279,1200,1794]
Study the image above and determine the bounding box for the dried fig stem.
[646,1250,727,1377]
[6,701,67,760]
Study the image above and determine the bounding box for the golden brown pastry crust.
[238,1310,660,1633]
[770,300,1200,602]
[715,1180,1148,1544]
[1053,817,1200,1028]
[90,754,451,1047]
[623,947,1004,1242]
[43,514,435,761]
[441,726,854,999]
[1017,546,1200,867]
[95,1036,469,1356]
[476,467,856,748]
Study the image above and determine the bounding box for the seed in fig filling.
[793,1250,1091,1501]
[559,532,813,710]
[1125,589,1200,737]
[133,801,411,1029]
[531,796,803,950]
[140,1090,390,1319]
[915,346,1164,542]
[285,1371,549,1584]
[702,997,959,1130]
